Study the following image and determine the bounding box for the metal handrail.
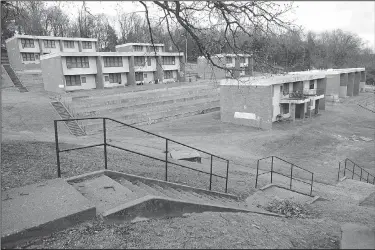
[54,117,230,193]
[255,155,314,196]
[338,158,375,184]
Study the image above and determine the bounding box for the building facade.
[220,74,326,130]
[5,35,98,70]
[40,49,185,93]
[197,54,253,79]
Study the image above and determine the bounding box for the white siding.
[65,74,96,91]
[82,41,96,52]
[40,40,61,54]
[62,56,97,75]
[62,41,80,52]
[102,57,130,73]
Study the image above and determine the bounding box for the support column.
[156,55,164,83]
[128,56,136,86]
[360,71,366,92]
[59,40,63,52]
[339,73,348,98]
[234,56,241,78]
[95,56,104,89]
[317,78,326,110]
[353,72,360,96]
[178,54,186,82]
[300,103,305,120]
[78,41,83,52]
[303,103,306,120]
[347,72,354,96]
[291,103,296,123]
[38,40,44,54]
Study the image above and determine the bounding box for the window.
[109,73,121,83]
[135,72,143,81]
[282,104,289,114]
[65,75,81,86]
[147,57,151,66]
[35,54,40,60]
[81,76,86,84]
[134,45,143,52]
[64,41,75,48]
[164,70,173,79]
[162,56,175,65]
[309,80,314,89]
[21,53,35,61]
[134,56,145,66]
[143,73,147,78]
[104,57,123,67]
[240,57,245,63]
[44,40,56,48]
[104,75,109,82]
[283,83,289,94]
[66,57,89,68]
[21,39,35,48]
[226,57,232,64]
[82,41,92,49]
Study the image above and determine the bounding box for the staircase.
[1,48,9,64]
[16,71,44,92]
[51,101,86,136]
[2,65,29,93]
[67,170,273,219]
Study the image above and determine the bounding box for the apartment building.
[220,74,326,130]
[289,68,366,102]
[40,50,184,92]
[197,54,254,79]
[5,35,98,70]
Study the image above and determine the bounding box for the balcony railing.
[281,91,307,100]
[303,88,325,96]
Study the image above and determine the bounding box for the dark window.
[44,40,56,48]
[21,39,35,48]
[104,75,109,82]
[66,57,89,68]
[147,57,151,66]
[164,70,173,79]
[104,57,123,67]
[64,41,75,48]
[35,54,40,60]
[135,72,143,81]
[162,56,175,65]
[109,73,121,83]
[226,57,232,64]
[65,75,81,86]
[134,45,143,52]
[282,104,289,114]
[21,53,35,61]
[134,56,145,66]
[309,80,314,89]
[283,83,289,94]
[82,41,92,49]
[81,76,86,83]
[240,57,245,63]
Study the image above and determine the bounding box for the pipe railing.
[54,117,230,193]
[338,158,375,185]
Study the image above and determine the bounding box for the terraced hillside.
[65,84,220,134]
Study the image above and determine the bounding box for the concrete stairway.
[2,65,29,93]
[68,85,220,133]
[1,48,9,64]
[16,71,44,92]
[50,101,86,136]
[68,172,251,217]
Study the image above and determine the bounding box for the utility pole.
[185,31,188,64]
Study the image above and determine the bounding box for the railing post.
[338,162,341,181]
[165,139,168,181]
[352,163,355,179]
[360,168,362,181]
[225,160,229,193]
[344,159,347,176]
[310,173,314,196]
[271,156,274,184]
[290,164,293,190]
[54,120,61,178]
[255,160,259,188]
[103,118,108,170]
[209,155,213,191]
[367,172,369,183]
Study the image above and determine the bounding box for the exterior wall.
[96,56,104,89]
[161,56,180,71]
[325,74,340,101]
[61,41,80,52]
[353,72,360,96]
[41,56,65,93]
[135,71,155,84]
[127,56,135,86]
[163,70,178,83]
[272,84,282,121]
[40,40,61,54]
[317,78,326,110]
[18,38,40,53]
[61,56,97,75]
[360,71,366,92]
[116,45,132,52]
[134,56,157,72]
[339,73,348,98]
[103,73,128,88]
[81,41,96,52]
[220,85,273,130]
[65,74,96,91]
[101,57,130,73]
[347,72,354,96]
[6,38,40,70]
[293,81,303,92]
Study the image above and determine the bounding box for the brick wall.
[220,84,272,130]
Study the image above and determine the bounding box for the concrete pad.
[70,175,137,215]
[170,149,201,163]
[341,223,375,249]
[1,178,96,246]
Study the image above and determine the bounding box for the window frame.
[109,73,121,83]
[82,41,92,49]
[65,75,82,86]
[104,57,123,67]
[21,39,35,48]
[64,41,75,48]
[21,53,35,62]
[134,45,143,52]
[135,72,144,81]
[134,56,146,66]
[66,57,90,68]
[44,40,56,48]
[226,57,232,64]
[309,80,315,89]
[162,56,175,65]
[164,70,173,79]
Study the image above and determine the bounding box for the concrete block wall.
[339,73,348,97]
[353,72,360,96]
[347,73,354,96]
[220,85,272,130]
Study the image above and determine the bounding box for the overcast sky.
[59,1,375,51]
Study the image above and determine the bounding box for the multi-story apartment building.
[220,74,326,130]
[197,54,254,79]
[5,35,98,70]
[40,49,185,93]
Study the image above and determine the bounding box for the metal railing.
[255,156,314,196]
[303,88,325,96]
[338,158,375,185]
[54,117,230,193]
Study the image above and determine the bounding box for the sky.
[57,1,375,51]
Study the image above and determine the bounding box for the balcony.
[303,88,325,96]
[280,91,310,104]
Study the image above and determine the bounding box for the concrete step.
[70,175,141,215]
[76,90,219,116]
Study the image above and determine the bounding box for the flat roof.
[115,43,165,48]
[214,53,252,58]
[220,74,326,87]
[5,34,97,43]
[40,51,183,60]
[289,68,365,76]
